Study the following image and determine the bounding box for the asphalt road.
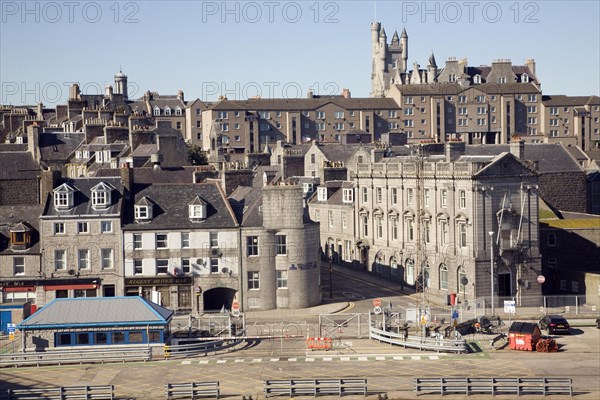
[1,327,598,399]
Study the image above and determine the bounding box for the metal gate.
[318,313,369,338]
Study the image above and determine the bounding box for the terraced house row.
[0,165,320,314]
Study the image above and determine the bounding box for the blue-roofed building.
[16,296,172,351]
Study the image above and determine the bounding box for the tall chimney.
[510,140,525,160]
[120,163,134,198]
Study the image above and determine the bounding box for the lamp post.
[489,231,495,316]
[328,257,333,299]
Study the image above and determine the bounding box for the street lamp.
[328,257,333,299]
[489,231,495,316]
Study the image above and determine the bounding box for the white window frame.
[77,222,89,234]
[55,249,66,270]
[101,248,113,269]
[13,257,25,275]
[78,249,90,270]
[276,270,288,289]
[100,221,112,233]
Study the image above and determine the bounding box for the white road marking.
[411,356,421,360]
[429,356,439,360]
[234,359,244,363]
[270,358,280,362]
[252,358,262,363]
[393,356,403,360]
[288,357,297,362]
[305,358,315,362]
[323,357,333,361]
[341,357,351,361]
[357,356,368,361]
[376,356,386,361]
[199,360,209,364]
[217,360,227,363]
[181,360,191,365]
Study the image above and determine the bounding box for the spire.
[428,51,437,68]
[391,30,399,44]
[380,27,387,38]
[401,28,408,38]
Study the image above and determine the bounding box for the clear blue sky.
[1,0,599,105]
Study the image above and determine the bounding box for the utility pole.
[489,231,495,316]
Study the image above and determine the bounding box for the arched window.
[439,263,448,290]
[473,74,481,84]
[153,107,160,116]
[521,73,529,83]
[405,258,415,285]
[458,265,467,294]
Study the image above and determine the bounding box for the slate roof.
[122,181,238,231]
[0,205,42,254]
[318,143,363,162]
[0,150,40,180]
[462,144,582,174]
[228,186,263,227]
[41,177,123,217]
[307,181,354,207]
[542,95,599,107]
[393,82,540,96]
[17,297,173,330]
[131,144,158,157]
[208,97,399,111]
[39,131,85,162]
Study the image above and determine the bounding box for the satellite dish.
[68,269,76,276]
[460,276,469,286]
[221,267,229,274]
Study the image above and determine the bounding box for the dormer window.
[10,222,31,250]
[175,107,182,116]
[342,188,354,203]
[135,197,153,221]
[473,74,481,84]
[164,107,171,116]
[498,76,507,84]
[153,107,160,116]
[53,183,75,210]
[317,187,328,201]
[303,183,314,194]
[91,182,112,209]
[189,196,207,221]
[521,73,529,83]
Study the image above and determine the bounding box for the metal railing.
[489,295,599,317]
[369,326,467,353]
[414,377,572,396]
[164,339,244,358]
[0,346,151,368]
[5,385,114,400]
[264,378,367,398]
[165,382,219,399]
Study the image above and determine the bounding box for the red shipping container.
[508,322,541,351]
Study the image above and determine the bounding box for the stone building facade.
[307,142,543,306]
[230,184,321,311]
[38,177,125,305]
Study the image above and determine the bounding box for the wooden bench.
[165,382,219,399]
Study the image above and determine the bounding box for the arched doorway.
[202,287,237,312]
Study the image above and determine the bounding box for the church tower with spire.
[370,22,409,97]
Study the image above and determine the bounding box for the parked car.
[539,315,570,334]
